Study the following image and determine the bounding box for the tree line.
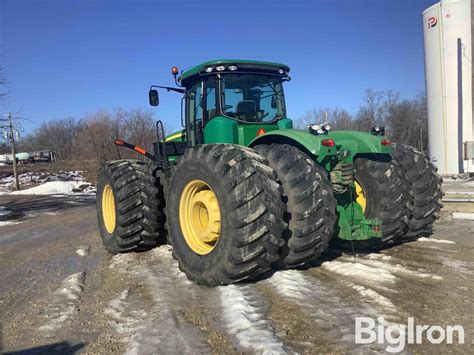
[0,108,172,163]
[1,89,428,163]
[295,89,428,152]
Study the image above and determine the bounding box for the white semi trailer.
[422,0,473,175]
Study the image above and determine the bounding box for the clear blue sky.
[1,0,436,132]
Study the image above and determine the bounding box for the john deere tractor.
[96,60,443,286]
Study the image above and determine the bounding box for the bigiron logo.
[428,16,437,28]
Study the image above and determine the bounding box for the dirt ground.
[0,194,473,354]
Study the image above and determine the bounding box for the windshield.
[220,74,286,123]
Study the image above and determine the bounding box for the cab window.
[220,74,286,123]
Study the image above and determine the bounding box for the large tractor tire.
[353,156,410,247]
[254,144,337,267]
[165,144,286,286]
[97,160,166,253]
[392,144,443,240]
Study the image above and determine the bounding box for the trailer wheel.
[353,156,410,247]
[391,144,443,240]
[97,160,166,253]
[165,144,286,286]
[254,144,337,267]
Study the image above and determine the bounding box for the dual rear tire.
[96,160,166,253]
[391,144,443,241]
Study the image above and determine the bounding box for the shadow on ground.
[5,341,86,354]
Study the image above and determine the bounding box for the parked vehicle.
[96,59,443,286]
[31,150,57,163]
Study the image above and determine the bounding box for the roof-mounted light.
[278,68,285,74]
[371,126,385,136]
[308,124,324,135]
[308,123,331,135]
[204,66,214,73]
[228,65,238,71]
[322,124,331,132]
[215,65,226,71]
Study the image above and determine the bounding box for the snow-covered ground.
[0,171,95,195]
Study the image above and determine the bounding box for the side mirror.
[149,89,159,106]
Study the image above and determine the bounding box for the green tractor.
[96,60,443,286]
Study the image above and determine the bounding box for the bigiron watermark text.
[355,316,465,353]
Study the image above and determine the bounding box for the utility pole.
[8,113,20,190]
[1,112,20,190]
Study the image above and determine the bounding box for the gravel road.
[0,194,472,354]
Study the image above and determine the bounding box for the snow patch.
[321,259,398,283]
[38,272,85,334]
[76,246,90,256]
[0,220,19,227]
[266,270,387,352]
[10,181,89,195]
[339,255,443,281]
[109,247,211,354]
[105,289,147,335]
[452,212,474,221]
[219,285,285,353]
[348,283,398,313]
[417,237,456,244]
[0,171,95,195]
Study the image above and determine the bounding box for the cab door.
[186,78,217,147]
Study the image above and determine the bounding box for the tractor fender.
[326,130,392,155]
[248,129,392,161]
[248,129,337,161]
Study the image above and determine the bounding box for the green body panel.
[179,59,290,82]
[335,189,382,240]
[328,130,393,155]
[203,116,287,146]
[249,129,392,158]
[249,128,337,163]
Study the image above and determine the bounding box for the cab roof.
[178,59,290,85]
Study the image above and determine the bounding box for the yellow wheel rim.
[179,180,221,255]
[354,180,367,214]
[102,184,116,234]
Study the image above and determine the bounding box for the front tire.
[391,144,443,240]
[254,144,337,267]
[96,160,166,253]
[353,156,409,247]
[166,144,286,286]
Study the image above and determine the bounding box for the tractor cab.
[149,60,293,148]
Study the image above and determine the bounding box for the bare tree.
[295,107,355,130]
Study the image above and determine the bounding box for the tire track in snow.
[105,289,147,336]
[110,246,290,354]
[37,272,85,335]
[109,246,211,354]
[218,284,286,353]
[265,269,387,353]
